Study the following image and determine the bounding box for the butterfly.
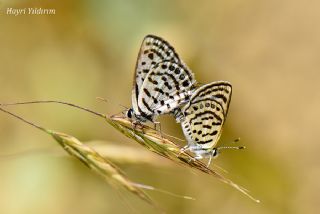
[176,81,242,166]
[126,35,196,122]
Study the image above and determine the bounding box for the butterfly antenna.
[216,137,245,153]
[233,137,241,143]
[217,146,245,152]
[96,97,109,104]
[96,97,129,111]
[116,103,130,115]
[220,137,241,147]
[118,104,129,110]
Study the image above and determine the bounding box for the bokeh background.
[1,0,319,213]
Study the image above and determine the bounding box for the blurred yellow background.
[1,0,319,213]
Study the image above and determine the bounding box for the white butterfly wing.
[181,81,232,149]
[132,35,180,114]
[137,61,196,120]
[190,81,232,117]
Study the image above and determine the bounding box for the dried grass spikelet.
[0,100,259,203]
[50,131,156,205]
[108,114,213,172]
[0,106,160,210]
[106,113,260,203]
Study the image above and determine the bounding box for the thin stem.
[0,107,46,132]
[0,100,106,118]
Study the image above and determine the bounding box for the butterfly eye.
[212,148,218,157]
[126,109,133,118]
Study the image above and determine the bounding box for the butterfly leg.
[185,154,202,163]
[206,154,213,168]
[131,120,145,135]
[192,155,203,163]
[153,121,163,137]
[178,145,190,156]
[195,155,203,160]
[179,145,199,163]
[132,120,138,129]
[186,147,204,163]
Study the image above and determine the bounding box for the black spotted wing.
[136,61,196,120]
[132,35,181,114]
[180,81,232,149]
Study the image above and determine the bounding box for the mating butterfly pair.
[126,35,234,163]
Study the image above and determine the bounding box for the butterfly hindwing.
[181,98,225,149]
[137,61,196,119]
[190,81,232,117]
[180,81,232,150]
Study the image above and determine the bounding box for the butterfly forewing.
[137,61,196,118]
[132,35,181,114]
[180,81,232,149]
